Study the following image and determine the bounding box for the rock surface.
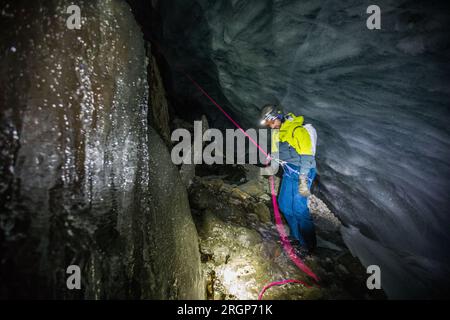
[189,165,385,300]
[0,0,203,299]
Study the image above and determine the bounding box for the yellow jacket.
[272,114,315,156]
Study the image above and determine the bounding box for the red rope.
[183,74,320,299]
[149,39,320,297]
[257,279,312,300]
[183,72,269,158]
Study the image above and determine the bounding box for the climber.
[260,104,318,253]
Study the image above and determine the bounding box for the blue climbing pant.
[278,163,317,251]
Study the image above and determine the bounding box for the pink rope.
[269,176,319,283]
[184,73,269,158]
[257,279,311,300]
[183,72,319,300]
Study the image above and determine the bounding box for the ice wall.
[0,0,203,298]
[155,0,450,298]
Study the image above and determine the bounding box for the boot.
[298,174,311,197]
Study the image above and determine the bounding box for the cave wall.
[153,0,450,298]
[0,0,203,299]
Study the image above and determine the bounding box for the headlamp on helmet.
[260,106,283,125]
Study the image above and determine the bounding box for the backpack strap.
[291,125,303,138]
[291,125,303,153]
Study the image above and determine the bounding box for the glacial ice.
[155,0,450,298]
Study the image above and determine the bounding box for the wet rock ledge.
[188,164,386,300]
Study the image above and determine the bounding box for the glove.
[298,174,311,197]
[260,153,281,176]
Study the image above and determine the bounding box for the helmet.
[260,104,284,125]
